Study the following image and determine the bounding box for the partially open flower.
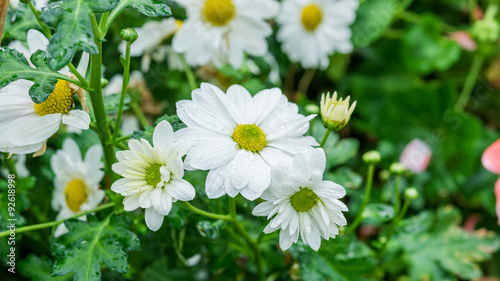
[320,92,356,132]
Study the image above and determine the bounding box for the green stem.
[454,53,484,112]
[67,62,89,87]
[3,153,18,177]
[170,228,188,266]
[319,130,332,148]
[89,14,118,182]
[377,199,411,260]
[181,56,197,91]
[394,175,401,214]
[108,134,131,146]
[182,202,233,221]
[130,102,150,128]
[112,41,132,141]
[347,164,375,233]
[0,202,115,238]
[228,197,264,280]
[297,68,316,94]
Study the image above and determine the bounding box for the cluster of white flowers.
[125,0,358,70]
[109,82,348,251]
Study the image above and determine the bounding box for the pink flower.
[481,139,500,225]
[400,139,432,173]
[448,31,477,51]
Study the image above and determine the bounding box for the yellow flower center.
[202,0,235,26]
[232,124,267,153]
[146,164,163,187]
[34,80,74,116]
[64,179,88,212]
[301,4,323,31]
[291,188,319,212]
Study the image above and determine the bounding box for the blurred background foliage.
[1,0,500,280]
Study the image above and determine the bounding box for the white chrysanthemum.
[10,0,48,9]
[51,138,105,237]
[253,148,348,251]
[172,0,279,68]
[277,0,358,70]
[175,83,317,201]
[111,121,196,231]
[0,30,90,156]
[118,18,183,72]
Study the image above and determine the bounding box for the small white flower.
[51,138,105,237]
[253,148,348,251]
[175,83,317,201]
[0,30,90,156]
[111,121,196,231]
[172,0,279,68]
[277,0,358,69]
[118,18,183,72]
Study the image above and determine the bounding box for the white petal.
[167,179,196,201]
[123,194,141,211]
[145,207,164,231]
[62,110,90,130]
[205,167,227,199]
[27,29,48,54]
[153,120,175,147]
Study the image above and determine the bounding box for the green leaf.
[18,255,72,281]
[326,167,363,189]
[312,123,359,170]
[51,214,140,281]
[362,203,395,225]
[351,0,412,48]
[40,0,119,70]
[392,206,500,280]
[155,114,187,132]
[2,5,39,41]
[0,47,69,103]
[402,15,461,74]
[112,0,171,18]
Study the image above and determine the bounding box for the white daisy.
[0,29,90,156]
[172,0,279,69]
[51,138,105,237]
[277,0,358,70]
[118,18,183,72]
[174,83,317,201]
[111,121,196,231]
[252,148,348,251]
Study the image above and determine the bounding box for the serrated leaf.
[0,47,69,103]
[362,203,395,225]
[40,0,119,70]
[155,114,187,132]
[112,0,171,18]
[18,255,72,281]
[392,206,500,280]
[51,214,140,281]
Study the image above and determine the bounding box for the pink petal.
[400,139,432,173]
[448,31,477,51]
[495,178,500,226]
[482,139,500,174]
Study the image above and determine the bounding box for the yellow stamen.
[301,4,323,31]
[232,124,267,153]
[64,179,88,212]
[202,0,235,26]
[34,80,74,116]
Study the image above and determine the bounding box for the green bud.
[389,162,406,175]
[305,104,320,114]
[362,150,381,164]
[404,187,419,201]
[120,28,138,43]
[379,170,391,181]
[19,0,30,4]
[472,4,500,44]
[101,78,109,88]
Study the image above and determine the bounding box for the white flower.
[111,121,196,231]
[172,0,279,69]
[10,0,48,10]
[51,138,105,237]
[277,0,358,70]
[118,18,183,72]
[252,148,348,251]
[175,83,317,201]
[0,30,90,156]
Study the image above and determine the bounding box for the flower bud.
[362,150,381,164]
[101,78,109,88]
[120,28,138,43]
[389,162,406,175]
[320,91,356,132]
[404,187,419,201]
[305,104,320,114]
[472,5,500,44]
